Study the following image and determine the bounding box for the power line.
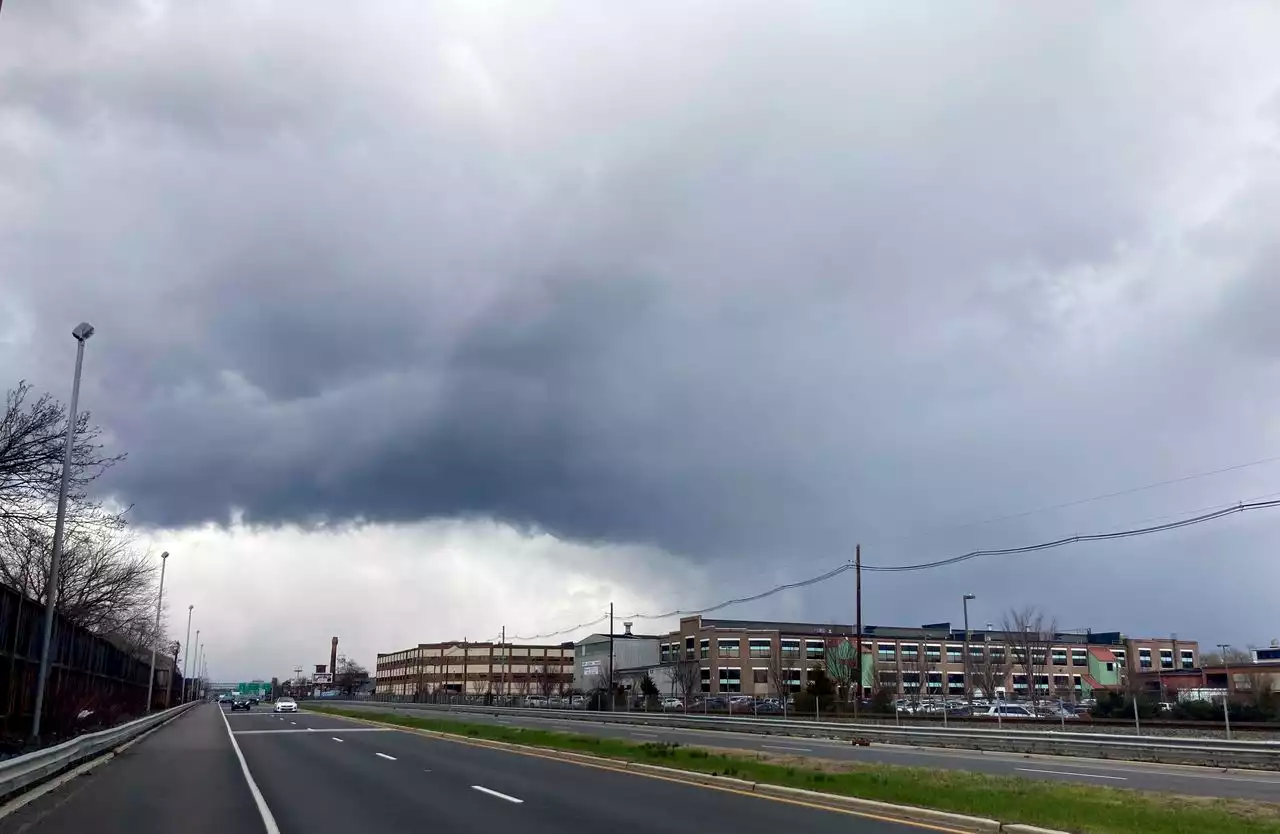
[868,452,1280,546]
[862,498,1280,572]
[503,494,1280,640]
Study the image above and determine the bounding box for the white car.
[274,697,298,713]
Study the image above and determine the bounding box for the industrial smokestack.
[331,636,339,678]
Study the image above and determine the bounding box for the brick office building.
[658,616,1199,702]
[376,640,574,698]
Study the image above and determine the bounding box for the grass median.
[307,704,1280,834]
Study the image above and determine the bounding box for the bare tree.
[335,654,369,697]
[1003,607,1057,707]
[824,636,856,703]
[766,649,791,704]
[0,381,126,536]
[532,664,559,698]
[973,641,1008,700]
[669,654,701,705]
[905,645,937,706]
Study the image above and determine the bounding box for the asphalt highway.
[0,703,942,834]
[326,702,1280,802]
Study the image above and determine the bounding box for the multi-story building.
[658,616,1199,702]
[572,622,662,691]
[376,640,574,698]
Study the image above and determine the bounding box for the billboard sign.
[312,673,333,685]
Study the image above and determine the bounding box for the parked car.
[979,703,1037,719]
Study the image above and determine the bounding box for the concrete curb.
[306,707,1069,833]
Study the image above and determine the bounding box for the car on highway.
[230,697,253,711]
[274,697,298,713]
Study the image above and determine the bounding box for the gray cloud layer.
[4,2,1280,641]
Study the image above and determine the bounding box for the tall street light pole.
[31,322,95,740]
[145,551,170,712]
[182,605,194,702]
[962,594,975,706]
[192,630,201,700]
[1217,642,1232,740]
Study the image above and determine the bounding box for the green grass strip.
[308,705,1280,834]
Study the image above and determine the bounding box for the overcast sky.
[3,1,1279,681]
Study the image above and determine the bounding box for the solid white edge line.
[375,752,397,760]
[471,785,524,803]
[220,704,283,834]
[1016,767,1127,780]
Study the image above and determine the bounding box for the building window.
[925,644,942,662]
[1012,674,1028,692]
[1053,674,1069,690]
[1031,649,1047,666]
[901,643,919,660]
[699,668,711,693]
[685,636,695,659]
[718,639,741,659]
[805,640,824,660]
[1034,674,1049,691]
[926,671,943,693]
[1071,649,1087,667]
[749,639,771,658]
[990,646,1005,662]
[947,673,965,694]
[785,668,803,692]
[901,672,920,691]
[660,644,670,663]
[1073,674,1082,691]
[719,667,742,693]
[1180,650,1194,669]
[946,645,963,663]
[1139,649,1152,670]
[878,643,896,661]
[879,671,899,691]
[1159,649,1174,670]
[1113,649,1127,665]
[968,645,985,660]
[1051,649,1068,666]
[700,639,710,659]
[752,668,768,684]
[780,639,801,658]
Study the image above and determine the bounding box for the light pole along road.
[145,551,170,712]
[31,321,95,740]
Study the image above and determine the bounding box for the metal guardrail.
[0,701,197,801]
[324,700,1280,770]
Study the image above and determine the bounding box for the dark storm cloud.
[4,1,1280,639]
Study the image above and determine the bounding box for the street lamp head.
[72,322,95,342]
[160,551,169,560]
[963,593,976,601]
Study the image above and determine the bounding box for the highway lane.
[0,703,936,834]
[322,702,1280,802]
[0,703,261,834]
[227,707,941,834]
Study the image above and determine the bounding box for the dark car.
[248,697,260,706]
[230,697,253,711]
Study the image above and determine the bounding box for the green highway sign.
[236,681,268,697]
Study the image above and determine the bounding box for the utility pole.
[854,545,861,720]
[501,626,506,700]
[609,603,615,712]
[963,594,976,708]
